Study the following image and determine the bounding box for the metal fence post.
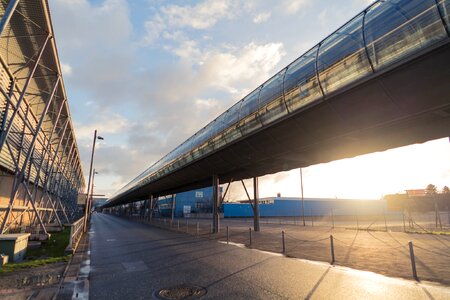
[408,241,418,280]
[330,235,335,264]
[186,220,189,233]
[249,227,252,247]
[177,220,180,231]
[282,230,285,254]
[226,226,229,244]
[383,209,388,231]
[196,222,199,236]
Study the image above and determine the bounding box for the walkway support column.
[253,177,260,232]
[212,175,220,233]
[149,194,153,220]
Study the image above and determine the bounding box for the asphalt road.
[89,214,450,299]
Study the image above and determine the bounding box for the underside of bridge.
[0,1,84,235]
[106,0,450,208]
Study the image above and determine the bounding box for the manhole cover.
[154,284,207,299]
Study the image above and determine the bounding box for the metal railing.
[66,216,85,253]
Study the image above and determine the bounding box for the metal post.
[249,227,252,247]
[186,220,189,233]
[227,226,229,244]
[171,194,176,221]
[282,230,285,254]
[311,208,314,227]
[330,235,335,264]
[383,209,388,231]
[0,0,20,36]
[300,168,306,226]
[408,241,418,280]
[253,177,260,232]
[212,175,220,233]
[177,220,179,230]
[83,130,98,232]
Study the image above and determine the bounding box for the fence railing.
[66,216,85,253]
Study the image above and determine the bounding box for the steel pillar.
[171,194,176,220]
[0,0,20,36]
[149,194,154,220]
[0,77,59,234]
[253,177,260,232]
[212,175,220,233]
[0,34,50,152]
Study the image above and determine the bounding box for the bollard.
[282,231,285,254]
[249,228,252,247]
[196,222,199,237]
[383,209,388,232]
[330,235,335,264]
[408,241,418,280]
[177,220,180,231]
[210,224,212,234]
[164,218,166,225]
[186,220,189,233]
[227,226,229,244]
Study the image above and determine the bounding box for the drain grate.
[154,284,207,300]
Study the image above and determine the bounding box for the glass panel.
[438,0,450,31]
[222,125,242,143]
[238,88,261,120]
[284,46,322,113]
[223,102,241,128]
[259,71,284,109]
[209,133,227,151]
[259,98,288,126]
[237,112,262,136]
[365,0,446,71]
[318,13,372,95]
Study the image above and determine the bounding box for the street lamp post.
[88,169,98,219]
[300,168,306,226]
[83,130,103,232]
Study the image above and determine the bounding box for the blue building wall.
[223,198,388,217]
[158,187,213,217]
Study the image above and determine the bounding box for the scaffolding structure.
[0,0,84,235]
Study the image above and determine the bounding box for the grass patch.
[406,229,450,236]
[26,227,71,259]
[0,256,69,274]
[0,226,72,274]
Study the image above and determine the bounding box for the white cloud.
[74,110,130,140]
[252,12,271,24]
[283,0,311,14]
[143,0,239,44]
[60,62,72,76]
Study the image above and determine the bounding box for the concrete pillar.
[149,194,153,220]
[212,175,220,233]
[171,194,176,220]
[253,177,260,232]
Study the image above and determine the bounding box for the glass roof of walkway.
[106,0,450,206]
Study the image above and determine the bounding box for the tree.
[443,186,450,194]
[425,184,437,195]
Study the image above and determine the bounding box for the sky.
[49,0,450,201]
